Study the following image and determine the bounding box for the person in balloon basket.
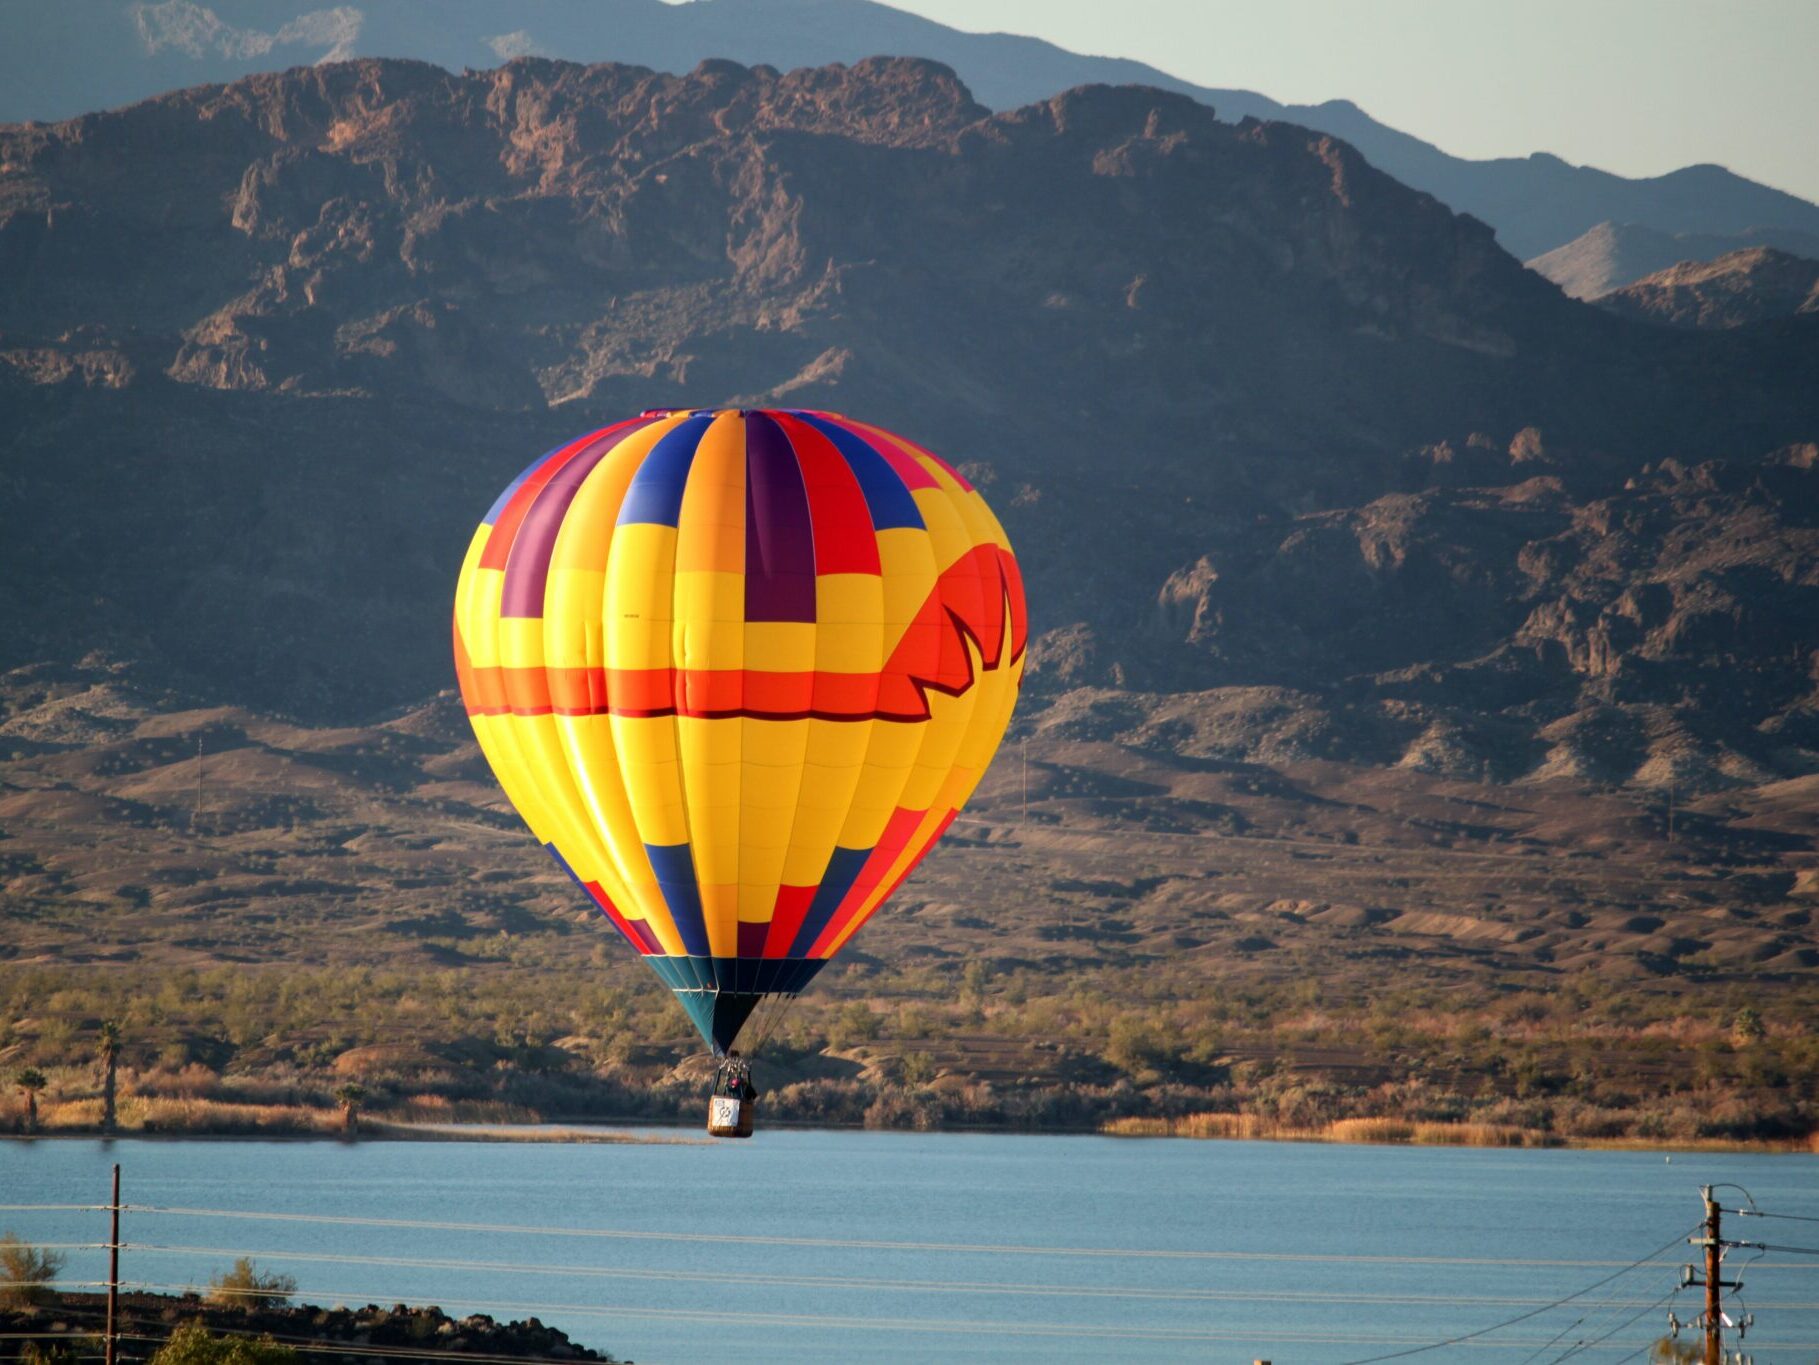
[717,1050,756,1105]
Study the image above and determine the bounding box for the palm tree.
[334,1083,366,1135]
[98,1020,122,1134]
[15,1068,46,1133]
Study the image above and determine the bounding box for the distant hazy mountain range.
[7,0,1819,262]
[1528,220,1819,300]
[1594,247,1819,330]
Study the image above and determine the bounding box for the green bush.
[1104,1016,1170,1076]
[826,1002,882,1049]
[206,1258,297,1307]
[150,1323,298,1365]
[0,1232,64,1308]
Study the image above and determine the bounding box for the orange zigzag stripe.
[457,545,1026,723]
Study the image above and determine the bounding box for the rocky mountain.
[3,56,1818,798]
[1529,220,1819,299]
[1595,247,1819,329]
[5,0,1819,261]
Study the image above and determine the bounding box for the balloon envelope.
[454,408,1026,1050]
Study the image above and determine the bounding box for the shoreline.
[5,1112,1813,1155]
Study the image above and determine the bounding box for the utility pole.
[1686,1185,1746,1365]
[106,1163,120,1365]
[1704,1186,1721,1365]
[196,736,204,828]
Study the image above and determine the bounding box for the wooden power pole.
[1704,1185,1721,1365]
[106,1163,120,1365]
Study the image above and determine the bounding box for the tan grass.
[130,1096,340,1134]
[374,1096,542,1125]
[1325,1117,1416,1144]
[1107,1113,1537,1146]
[1105,1112,1273,1140]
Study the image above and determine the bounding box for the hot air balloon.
[453,408,1026,1134]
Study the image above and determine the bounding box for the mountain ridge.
[3,0,1817,259]
[1596,247,1819,330]
[3,55,1817,802]
[1530,220,1819,299]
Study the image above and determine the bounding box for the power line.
[1733,1208,1819,1225]
[0,1243,108,1251]
[115,1240,1813,1309]
[1541,1272,1676,1361]
[1546,1282,1682,1362]
[1338,1225,1698,1365]
[118,1204,1729,1267]
[1519,1260,1676,1364]
[1514,1312,1592,1365]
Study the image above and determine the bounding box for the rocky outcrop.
[1596,246,1819,328]
[1135,455,1819,790]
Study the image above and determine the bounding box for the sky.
[883,0,1819,202]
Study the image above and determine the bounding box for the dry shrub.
[129,1064,227,1099]
[383,1094,454,1121]
[1550,1101,1633,1140]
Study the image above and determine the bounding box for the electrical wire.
[119,1204,1718,1267]
[1605,1334,1672,1365]
[1547,1281,1682,1362]
[1734,1208,1819,1225]
[1748,1242,1819,1256]
[1338,1225,1698,1365]
[1542,1270,1676,1362]
[0,1242,108,1251]
[1517,1257,1672,1364]
[113,1240,1794,1308]
[1513,1313,1590,1365]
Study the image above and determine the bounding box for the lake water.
[4,1131,1817,1363]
